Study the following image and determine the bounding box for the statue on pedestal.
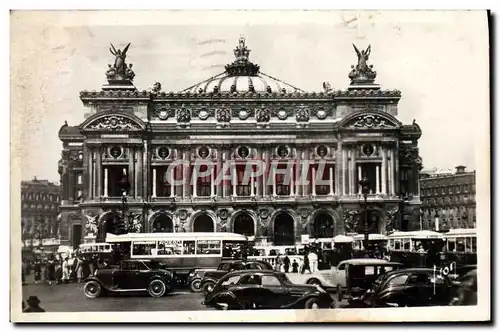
[348,44,377,84]
[106,43,135,81]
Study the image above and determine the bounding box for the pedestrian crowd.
[21,252,110,286]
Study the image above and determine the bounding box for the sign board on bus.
[159,240,182,246]
[198,240,220,245]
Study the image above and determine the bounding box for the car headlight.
[189,272,195,277]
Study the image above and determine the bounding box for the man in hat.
[24,296,45,312]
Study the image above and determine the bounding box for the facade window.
[274,163,292,196]
[197,164,212,197]
[314,163,334,195]
[103,166,128,197]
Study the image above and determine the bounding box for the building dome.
[181,37,303,94]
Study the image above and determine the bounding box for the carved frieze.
[310,108,332,120]
[193,108,214,120]
[176,109,191,123]
[343,210,360,233]
[256,108,271,123]
[84,214,99,238]
[216,108,231,122]
[346,114,397,129]
[296,108,310,122]
[154,107,175,120]
[87,115,142,131]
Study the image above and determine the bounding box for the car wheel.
[190,279,202,292]
[202,281,216,295]
[305,297,326,309]
[337,285,343,302]
[307,278,322,287]
[148,279,167,298]
[84,280,102,299]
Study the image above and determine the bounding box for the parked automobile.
[187,268,216,292]
[202,270,335,310]
[450,269,477,306]
[332,258,403,301]
[286,271,335,290]
[347,268,455,308]
[200,260,273,295]
[83,259,174,298]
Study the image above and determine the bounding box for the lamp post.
[119,173,131,234]
[359,173,370,256]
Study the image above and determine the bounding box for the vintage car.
[450,269,477,306]
[83,259,175,298]
[286,270,335,290]
[187,268,216,292]
[331,258,402,300]
[202,270,335,310]
[448,264,477,282]
[347,268,455,308]
[200,260,273,294]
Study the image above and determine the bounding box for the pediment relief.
[341,112,400,130]
[81,113,145,132]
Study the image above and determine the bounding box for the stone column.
[376,165,380,194]
[342,148,348,196]
[134,151,138,199]
[210,165,215,197]
[128,147,135,197]
[192,166,198,198]
[216,148,223,197]
[170,166,175,197]
[182,150,188,198]
[222,150,228,198]
[329,166,334,195]
[264,149,270,196]
[381,147,387,195]
[350,149,357,195]
[311,166,316,196]
[357,165,362,194]
[301,150,308,196]
[104,167,108,197]
[388,150,392,196]
[394,148,400,195]
[152,168,157,198]
[295,148,301,196]
[289,162,294,196]
[136,147,143,198]
[272,166,277,196]
[232,164,237,197]
[251,170,255,196]
[256,148,262,197]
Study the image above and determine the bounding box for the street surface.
[22,282,212,312]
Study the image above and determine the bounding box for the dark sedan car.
[83,259,174,298]
[450,269,477,306]
[202,270,335,310]
[347,268,455,308]
[200,260,273,294]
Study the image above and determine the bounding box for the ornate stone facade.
[58,38,422,248]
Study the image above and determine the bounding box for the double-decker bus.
[104,232,250,284]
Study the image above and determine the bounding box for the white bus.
[105,232,250,279]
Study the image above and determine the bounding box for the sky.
[10,10,490,183]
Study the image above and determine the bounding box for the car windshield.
[370,272,391,292]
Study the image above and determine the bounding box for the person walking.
[75,256,84,283]
[301,254,312,274]
[34,261,42,284]
[46,258,56,286]
[283,255,290,273]
[308,250,318,273]
[291,259,299,273]
[23,296,45,313]
[275,253,283,272]
[61,257,70,284]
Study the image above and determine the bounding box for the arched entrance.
[312,212,334,238]
[152,214,173,233]
[273,213,295,245]
[97,212,120,242]
[193,214,215,232]
[233,213,255,236]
